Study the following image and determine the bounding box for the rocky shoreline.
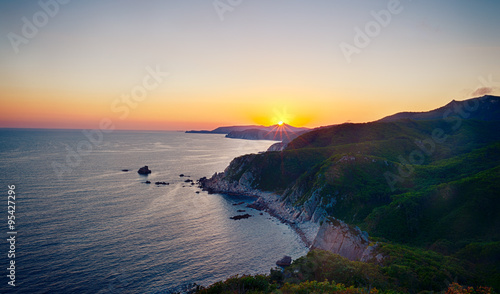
[198,171,381,262]
[198,173,320,247]
[246,197,316,247]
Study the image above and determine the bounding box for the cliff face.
[266,142,286,152]
[312,218,381,262]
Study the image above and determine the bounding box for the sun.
[271,107,293,127]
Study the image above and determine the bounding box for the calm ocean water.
[0,129,308,293]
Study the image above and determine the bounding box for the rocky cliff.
[311,218,381,262]
[266,142,286,152]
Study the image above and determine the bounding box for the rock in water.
[137,166,152,175]
[230,214,252,220]
[276,256,292,267]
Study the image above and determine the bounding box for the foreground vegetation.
[180,248,496,294]
[192,279,494,294]
[178,243,498,293]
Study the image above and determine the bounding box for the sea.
[0,129,308,293]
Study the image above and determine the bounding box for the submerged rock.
[230,214,252,220]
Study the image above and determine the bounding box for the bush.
[196,274,272,294]
[446,283,494,294]
[284,250,388,290]
[280,280,384,294]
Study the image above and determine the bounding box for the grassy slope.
[217,119,500,291]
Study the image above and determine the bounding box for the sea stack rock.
[137,166,152,175]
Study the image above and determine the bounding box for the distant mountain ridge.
[379,95,500,122]
[186,125,264,134]
[225,123,309,142]
[186,123,310,143]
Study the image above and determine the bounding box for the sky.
[1,0,499,130]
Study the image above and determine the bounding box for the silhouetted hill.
[379,95,500,122]
[187,123,310,143]
[226,123,309,142]
[186,125,264,134]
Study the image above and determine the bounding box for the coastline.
[196,164,381,264]
[247,195,313,248]
[198,173,320,248]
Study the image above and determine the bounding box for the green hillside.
[196,97,500,292]
[215,117,500,291]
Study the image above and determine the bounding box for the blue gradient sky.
[1,0,499,130]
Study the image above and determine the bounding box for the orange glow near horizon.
[1,76,499,131]
[1,88,483,131]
